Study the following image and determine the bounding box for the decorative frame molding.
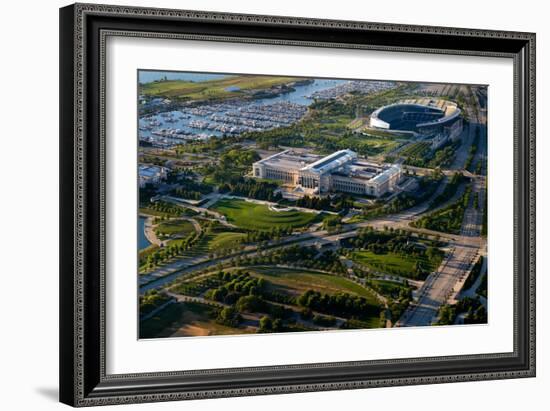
[60,3,535,407]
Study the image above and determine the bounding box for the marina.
[137,77,377,148]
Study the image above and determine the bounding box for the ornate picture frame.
[59,3,535,407]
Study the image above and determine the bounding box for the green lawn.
[353,134,402,153]
[250,267,380,305]
[170,227,246,257]
[139,207,176,218]
[155,219,195,236]
[368,279,408,300]
[361,139,400,154]
[139,225,248,274]
[211,198,319,230]
[208,232,247,250]
[351,250,437,278]
[141,75,303,101]
[138,243,159,262]
[171,233,213,256]
[139,233,215,273]
[400,141,431,158]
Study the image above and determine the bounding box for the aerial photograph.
[137,70,488,338]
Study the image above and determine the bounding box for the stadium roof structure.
[370,99,461,133]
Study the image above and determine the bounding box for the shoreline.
[141,214,165,247]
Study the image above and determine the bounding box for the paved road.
[141,100,488,321]
[396,97,487,327]
[458,252,487,309]
[164,290,347,330]
[403,164,476,179]
[139,173,482,294]
[141,185,485,327]
[397,241,480,327]
[165,292,260,328]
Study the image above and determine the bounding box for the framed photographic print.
[59,3,536,407]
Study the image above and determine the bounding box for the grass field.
[170,226,246,257]
[138,232,216,274]
[368,279,408,300]
[139,207,176,218]
[142,267,385,337]
[141,75,303,101]
[412,187,470,235]
[347,117,367,129]
[140,301,253,338]
[139,225,247,274]
[211,198,319,230]
[250,267,380,305]
[138,243,159,263]
[351,250,437,278]
[311,126,401,156]
[155,219,196,236]
[360,127,412,140]
[208,232,247,250]
[172,233,213,256]
[399,141,431,158]
[355,136,401,154]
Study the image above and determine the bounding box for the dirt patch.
[172,324,210,337]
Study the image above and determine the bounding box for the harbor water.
[139,216,151,251]
[139,77,347,141]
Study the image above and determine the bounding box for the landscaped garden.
[211,198,320,231]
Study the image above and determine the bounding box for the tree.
[258,316,273,333]
[235,295,265,313]
[272,318,283,332]
[300,308,313,320]
[217,306,241,327]
[426,246,438,261]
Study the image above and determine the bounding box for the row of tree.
[359,171,443,220]
[144,201,184,217]
[429,172,465,209]
[139,290,171,316]
[403,140,459,168]
[219,178,282,202]
[233,246,346,275]
[347,228,443,262]
[437,297,487,325]
[412,185,472,234]
[464,128,481,172]
[297,289,380,320]
[141,221,216,270]
[143,230,202,270]
[169,175,213,200]
[296,195,354,212]
[245,226,293,243]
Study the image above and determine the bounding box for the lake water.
[139,216,151,250]
[253,79,346,106]
[139,71,228,84]
[138,72,347,95]
[139,78,348,139]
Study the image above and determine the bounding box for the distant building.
[252,149,402,197]
[370,99,463,140]
[139,164,168,188]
